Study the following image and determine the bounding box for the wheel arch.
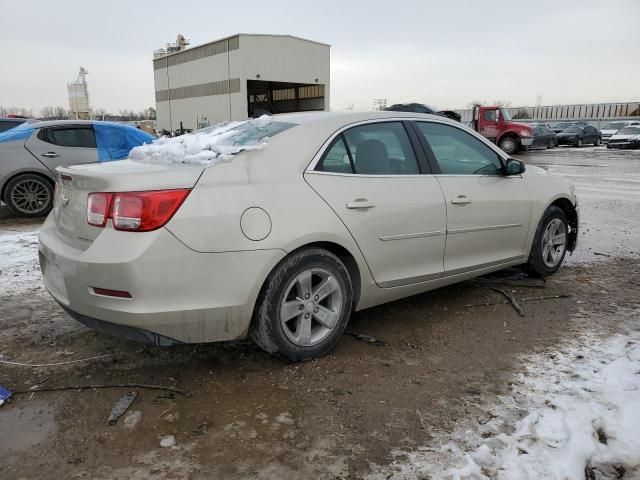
[253,240,363,316]
[547,196,578,252]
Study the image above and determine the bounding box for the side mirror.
[505,158,525,175]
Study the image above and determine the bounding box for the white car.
[607,125,640,149]
[38,112,578,361]
[600,120,640,143]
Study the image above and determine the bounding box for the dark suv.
[386,103,462,122]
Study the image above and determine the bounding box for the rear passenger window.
[343,122,419,175]
[316,136,353,174]
[38,127,96,148]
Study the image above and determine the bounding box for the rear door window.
[38,127,96,148]
[342,122,419,175]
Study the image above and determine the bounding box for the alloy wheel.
[541,218,567,268]
[280,268,343,347]
[9,178,51,215]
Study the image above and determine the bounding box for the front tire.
[4,173,54,217]
[576,138,583,148]
[594,137,601,146]
[525,206,569,277]
[499,136,519,155]
[250,248,353,361]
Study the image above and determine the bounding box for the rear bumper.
[38,214,286,344]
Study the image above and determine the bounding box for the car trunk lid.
[52,159,204,250]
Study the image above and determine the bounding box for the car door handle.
[346,199,375,209]
[451,195,472,205]
[42,152,59,158]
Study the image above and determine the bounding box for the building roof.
[154,33,330,60]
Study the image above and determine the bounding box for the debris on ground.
[123,410,142,429]
[11,383,190,397]
[344,331,387,347]
[490,287,525,317]
[159,435,177,448]
[0,385,12,406]
[107,391,138,426]
[0,353,117,368]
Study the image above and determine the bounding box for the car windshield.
[618,127,640,135]
[500,109,512,121]
[603,122,628,130]
[552,123,570,129]
[564,127,583,133]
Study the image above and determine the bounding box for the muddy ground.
[0,146,639,479]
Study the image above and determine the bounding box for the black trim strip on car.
[402,120,431,174]
[407,121,442,174]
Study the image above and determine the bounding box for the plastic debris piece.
[491,287,526,317]
[345,331,387,347]
[0,386,11,406]
[160,435,176,448]
[107,391,137,426]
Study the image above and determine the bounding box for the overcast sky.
[2,0,639,114]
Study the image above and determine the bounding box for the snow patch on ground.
[370,320,640,479]
[0,226,43,296]
[129,115,272,165]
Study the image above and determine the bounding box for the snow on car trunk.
[128,115,293,166]
[369,320,640,479]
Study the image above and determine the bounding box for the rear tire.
[4,173,54,217]
[499,136,519,155]
[250,248,353,361]
[524,206,569,277]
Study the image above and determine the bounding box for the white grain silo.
[68,67,91,120]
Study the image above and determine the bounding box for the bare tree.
[94,108,108,120]
[53,106,70,119]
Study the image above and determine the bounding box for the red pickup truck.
[470,105,534,154]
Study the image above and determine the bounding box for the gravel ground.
[0,146,638,479]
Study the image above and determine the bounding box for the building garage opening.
[247,80,325,117]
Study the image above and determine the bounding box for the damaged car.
[607,125,640,149]
[39,112,578,361]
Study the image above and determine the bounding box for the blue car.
[0,120,153,216]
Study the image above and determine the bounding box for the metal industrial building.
[153,34,330,132]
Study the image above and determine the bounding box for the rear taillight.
[87,189,190,232]
[87,192,113,227]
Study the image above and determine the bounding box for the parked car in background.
[39,111,578,361]
[556,125,601,147]
[607,125,640,149]
[0,117,29,133]
[532,126,558,149]
[386,103,462,122]
[551,121,588,134]
[600,120,640,143]
[531,122,553,130]
[0,120,153,217]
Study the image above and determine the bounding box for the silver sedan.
[39,112,578,361]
